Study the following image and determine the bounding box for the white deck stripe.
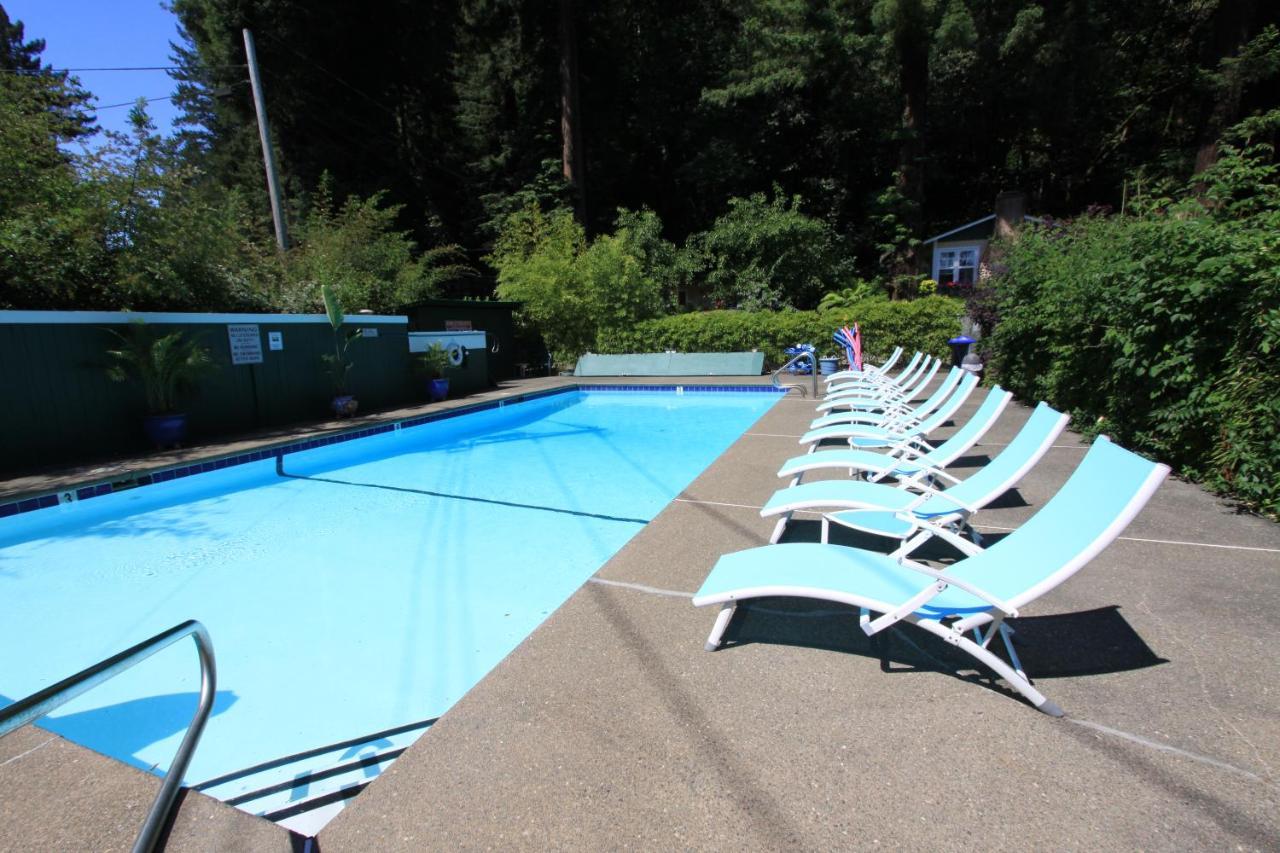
[0,736,56,768]
[673,498,1279,553]
[745,432,805,438]
[673,498,820,516]
[1064,718,1276,788]
[971,523,1280,554]
[587,577,693,599]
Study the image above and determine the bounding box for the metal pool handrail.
[0,619,216,853]
[771,350,819,397]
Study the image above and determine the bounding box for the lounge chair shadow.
[719,600,1165,700]
[999,606,1168,677]
[983,488,1030,510]
[948,453,992,469]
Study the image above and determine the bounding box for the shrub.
[490,205,677,365]
[281,180,472,315]
[985,112,1280,514]
[818,278,888,311]
[596,296,964,369]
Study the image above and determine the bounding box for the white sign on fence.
[227,324,264,365]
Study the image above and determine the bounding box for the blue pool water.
[0,388,777,820]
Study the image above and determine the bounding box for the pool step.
[193,716,437,834]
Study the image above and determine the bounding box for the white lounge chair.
[812,366,963,429]
[693,436,1169,715]
[763,402,1069,548]
[775,386,1012,487]
[824,356,940,407]
[824,346,908,385]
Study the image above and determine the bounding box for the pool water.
[0,388,777,826]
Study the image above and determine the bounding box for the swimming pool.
[0,386,778,830]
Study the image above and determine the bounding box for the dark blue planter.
[331,395,359,417]
[428,378,450,402]
[143,413,188,449]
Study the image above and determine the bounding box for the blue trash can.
[819,357,838,375]
[947,335,976,367]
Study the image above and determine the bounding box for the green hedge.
[987,186,1280,515]
[595,296,965,369]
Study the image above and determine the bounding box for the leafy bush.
[818,278,888,311]
[490,205,677,365]
[684,189,854,310]
[281,178,472,315]
[986,113,1280,514]
[597,296,964,368]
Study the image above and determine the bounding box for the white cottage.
[923,191,1040,286]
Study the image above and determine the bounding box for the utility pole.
[243,28,289,250]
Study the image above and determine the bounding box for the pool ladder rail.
[771,350,820,398]
[0,619,216,853]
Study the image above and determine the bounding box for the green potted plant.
[105,321,214,448]
[320,284,363,416]
[415,343,452,402]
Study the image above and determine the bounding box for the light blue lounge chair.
[693,436,1170,715]
[763,402,1069,546]
[801,372,978,450]
[776,386,1012,487]
[812,366,963,429]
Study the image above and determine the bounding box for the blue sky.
[6,0,185,139]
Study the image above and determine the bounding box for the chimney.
[994,191,1027,240]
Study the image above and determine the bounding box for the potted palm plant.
[105,321,214,448]
[415,343,452,402]
[320,284,363,416]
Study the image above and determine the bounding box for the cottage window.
[934,245,980,286]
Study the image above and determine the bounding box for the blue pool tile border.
[0,383,780,518]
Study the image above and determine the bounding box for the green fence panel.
[0,312,432,471]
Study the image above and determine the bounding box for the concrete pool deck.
[2,375,1278,849]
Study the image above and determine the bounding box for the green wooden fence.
[0,311,489,471]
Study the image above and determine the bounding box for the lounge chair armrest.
[860,555,1018,635]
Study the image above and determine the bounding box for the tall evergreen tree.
[0,4,95,140]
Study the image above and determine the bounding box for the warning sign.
[227,324,263,365]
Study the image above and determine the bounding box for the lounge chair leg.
[998,623,1027,682]
[890,529,932,559]
[769,513,790,544]
[705,603,737,651]
[917,619,1064,717]
[820,516,830,544]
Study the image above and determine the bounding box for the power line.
[95,95,176,111]
[64,65,245,72]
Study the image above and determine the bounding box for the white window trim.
[932,243,983,284]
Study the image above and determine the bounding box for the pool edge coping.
[0,383,783,521]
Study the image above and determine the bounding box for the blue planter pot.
[428,378,450,402]
[331,395,359,417]
[143,413,188,449]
